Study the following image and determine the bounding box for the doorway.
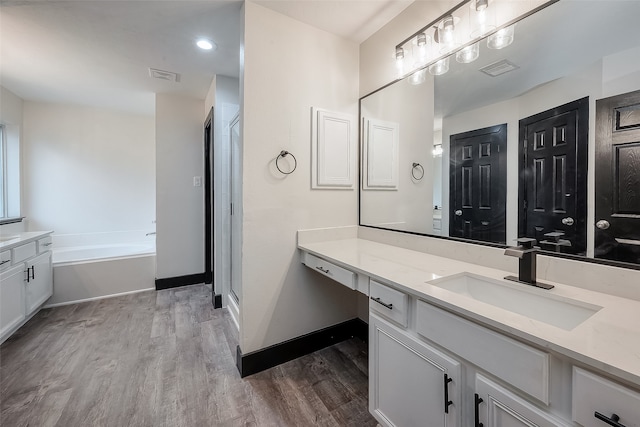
[204,108,214,287]
[449,124,507,244]
[595,89,640,265]
[518,97,588,255]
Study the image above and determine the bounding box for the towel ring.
[411,162,424,180]
[276,150,297,175]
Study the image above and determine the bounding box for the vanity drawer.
[37,236,53,253]
[416,300,550,404]
[302,252,355,290]
[572,367,640,427]
[12,242,37,264]
[0,251,11,271]
[369,280,408,328]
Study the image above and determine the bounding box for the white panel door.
[370,313,461,427]
[25,251,52,315]
[312,108,355,189]
[363,118,399,190]
[1,264,26,343]
[475,375,569,427]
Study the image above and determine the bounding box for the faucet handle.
[515,237,537,249]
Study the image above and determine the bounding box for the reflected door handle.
[562,217,574,226]
[455,210,462,216]
[596,220,610,230]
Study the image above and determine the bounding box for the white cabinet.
[572,367,640,427]
[25,251,53,314]
[475,374,569,427]
[370,313,461,427]
[0,264,26,340]
[0,233,53,344]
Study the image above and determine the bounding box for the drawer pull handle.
[42,242,52,247]
[474,393,484,427]
[25,265,35,282]
[443,373,453,414]
[315,266,330,274]
[0,260,10,266]
[371,296,393,310]
[595,412,626,427]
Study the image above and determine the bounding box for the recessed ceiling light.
[196,39,216,51]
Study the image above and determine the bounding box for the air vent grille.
[149,68,180,83]
[479,60,519,77]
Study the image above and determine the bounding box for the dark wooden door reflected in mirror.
[519,98,588,255]
[449,124,507,244]
[595,90,640,265]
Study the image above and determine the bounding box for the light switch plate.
[193,176,202,187]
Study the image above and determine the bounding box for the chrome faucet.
[504,238,554,290]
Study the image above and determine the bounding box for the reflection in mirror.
[359,0,640,266]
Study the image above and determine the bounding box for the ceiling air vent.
[479,60,519,77]
[148,68,180,83]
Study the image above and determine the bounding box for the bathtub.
[52,243,155,264]
[47,232,156,307]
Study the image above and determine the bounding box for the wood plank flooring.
[0,285,376,427]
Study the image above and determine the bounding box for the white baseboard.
[227,295,239,331]
[43,287,155,308]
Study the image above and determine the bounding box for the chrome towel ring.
[276,150,297,175]
[411,162,424,180]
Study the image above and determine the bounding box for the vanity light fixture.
[475,0,488,11]
[487,25,515,49]
[434,15,455,46]
[196,39,216,50]
[392,0,555,80]
[408,68,428,85]
[456,42,480,63]
[395,46,405,74]
[429,57,450,76]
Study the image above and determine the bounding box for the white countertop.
[0,231,54,251]
[299,237,640,389]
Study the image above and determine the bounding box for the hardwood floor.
[0,285,376,427]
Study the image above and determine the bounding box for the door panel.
[519,97,588,255]
[595,89,640,264]
[450,124,507,244]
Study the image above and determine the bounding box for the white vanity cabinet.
[0,263,27,341]
[475,375,569,427]
[572,367,640,427]
[370,313,461,427]
[25,251,53,314]
[0,232,53,344]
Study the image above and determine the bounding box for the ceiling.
[0,0,411,116]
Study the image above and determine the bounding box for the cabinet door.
[475,375,569,427]
[370,313,461,427]
[1,264,26,342]
[25,251,52,314]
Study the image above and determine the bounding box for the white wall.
[239,1,360,354]
[22,101,155,234]
[0,86,24,220]
[155,94,204,279]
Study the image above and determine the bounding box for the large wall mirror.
[360,0,640,267]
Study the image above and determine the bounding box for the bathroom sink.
[427,273,602,330]
[0,235,19,242]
